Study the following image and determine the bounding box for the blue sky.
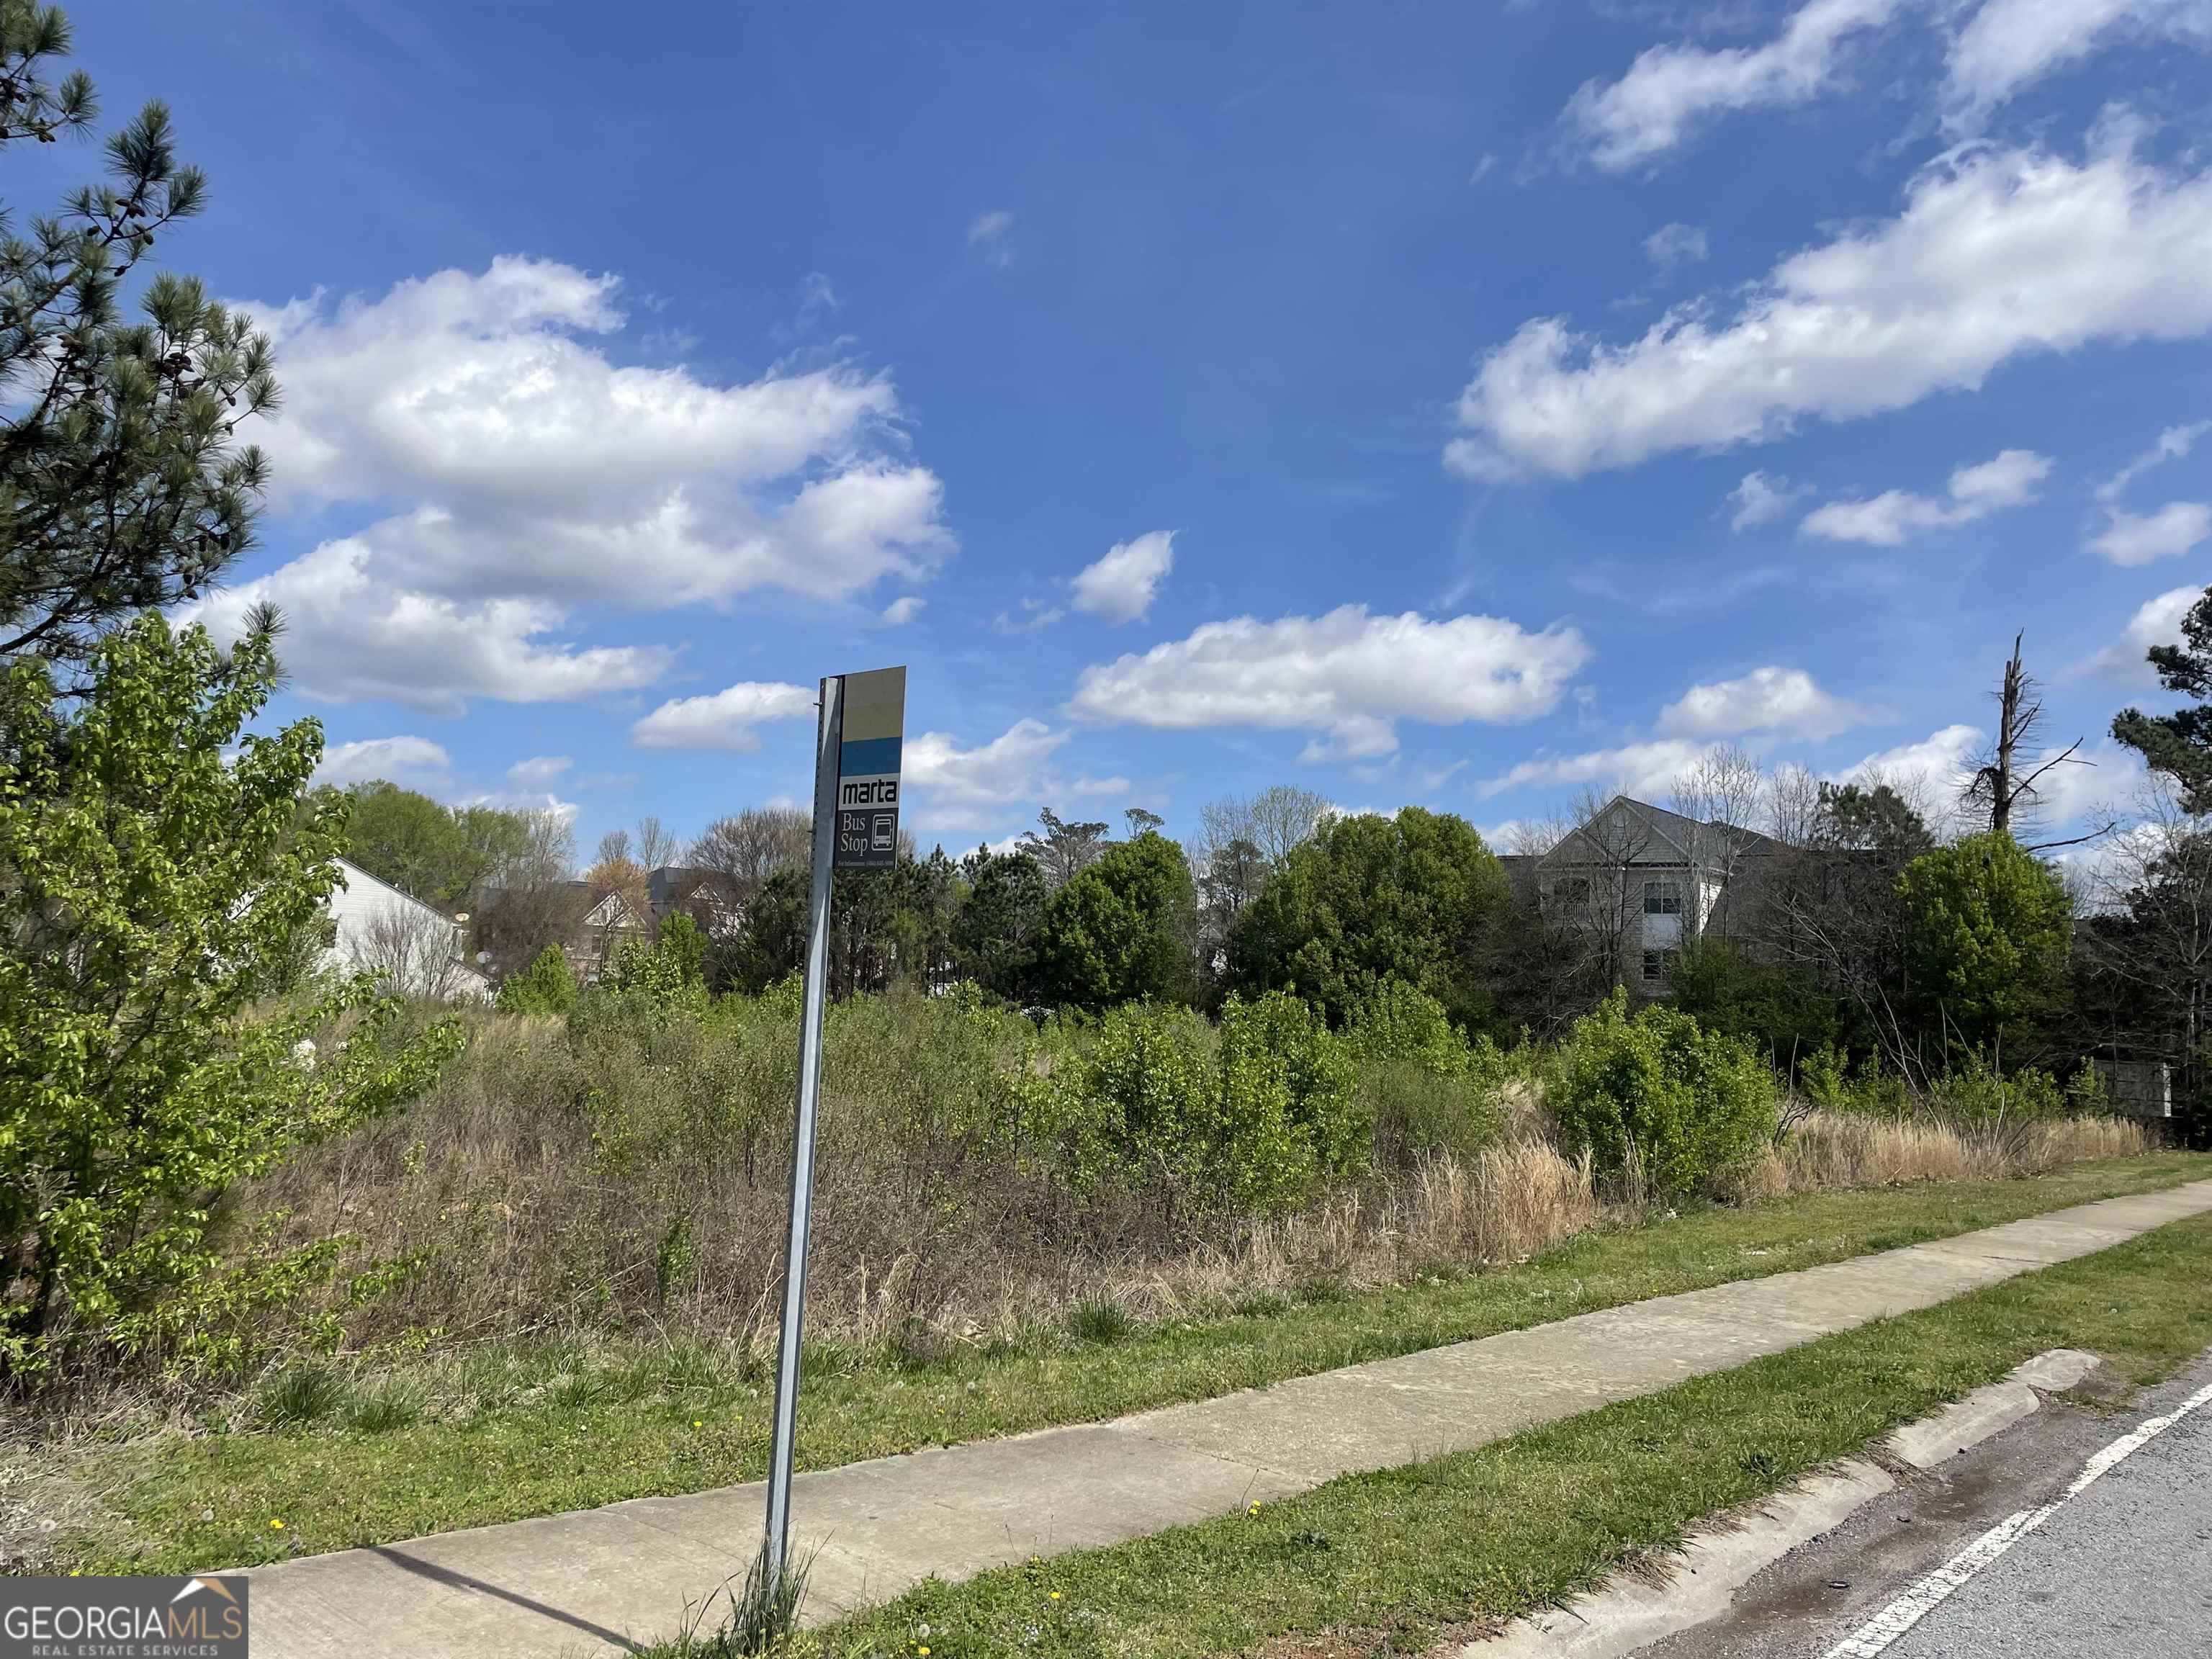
[50,0,2212,855]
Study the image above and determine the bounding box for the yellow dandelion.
[270,1519,286,1530]
[918,1647,930,1657]
[1247,1501,1261,1516]
[693,1419,703,1429]
[1049,1589,1061,1601]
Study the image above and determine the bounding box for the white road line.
[1822,1379,2212,1659]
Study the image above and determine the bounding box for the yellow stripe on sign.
[840,665,906,743]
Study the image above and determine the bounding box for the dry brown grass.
[238,1003,2164,1366]
[1736,1108,2156,1200]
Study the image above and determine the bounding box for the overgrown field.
[245,979,2153,1360]
[4,971,2198,1576]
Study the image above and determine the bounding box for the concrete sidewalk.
[243,1179,2212,1659]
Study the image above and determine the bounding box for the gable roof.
[1538,796,1780,869]
[331,856,460,922]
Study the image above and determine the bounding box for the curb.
[1446,1348,2104,1659]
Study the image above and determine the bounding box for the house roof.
[331,856,462,922]
[647,864,728,911]
[1538,796,1781,869]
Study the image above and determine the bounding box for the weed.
[256,1365,341,1429]
[1068,1298,1132,1345]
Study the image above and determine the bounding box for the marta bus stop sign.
[833,665,905,870]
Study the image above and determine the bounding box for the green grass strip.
[56,1154,2208,1575]
[773,1210,2212,1659]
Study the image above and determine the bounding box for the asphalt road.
[1639,1351,2212,1659]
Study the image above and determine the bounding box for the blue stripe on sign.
[839,735,902,778]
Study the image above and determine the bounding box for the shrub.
[497,945,578,1016]
[603,912,710,1012]
[1549,992,1779,1198]
[1017,993,1366,1221]
[1923,1055,2065,1129]
[1344,982,1505,1165]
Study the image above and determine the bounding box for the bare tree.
[473,809,580,981]
[1672,744,1768,925]
[691,805,811,900]
[1965,633,2103,849]
[1766,763,1825,848]
[1245,785,1331,866]
[634,814,680,871]
[595,827,632,867]
[1558,786,1676,990]
[2074,778,2212,1108]
[347,902,477,1002]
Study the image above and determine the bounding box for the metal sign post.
[763,666,904,1599]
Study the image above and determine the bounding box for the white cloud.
[505,755,573,790]
[881,595,926,626]
[629,680,816,752]
[187,539,674,715]
[1449,135,2212,480]
[313,735,452,789]
[1469,152,1500,184]
[1558,0,1904,172]
[967,210,1015,266]
[1946,0,2212,124]
[1069,605,1590,763]
[229,258,953,711]
[1839,721,1982,801]
[1643,222,1709,276]
[1726,470,1809,531]
[1801,449,2051,544]
[2088,500,2212,565]
[2082,583,2201,682]
[1478,738,1719,801]
[460,788,580,827]
[902,718,1130,837]
[1658,666,1872,742]
[1071,530,1177,624]
[2098,418,2209,501]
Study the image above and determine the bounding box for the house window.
[1642,878,1681,916]
[1641,948,1676,984]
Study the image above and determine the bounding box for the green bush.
[1344,981,1506,1164]
[1018,992,1367,1220]
[1801,1046,1912,1120]
[603,912,710,1012]
[496,945,578,1016]
[1549,992,1779,1198]
[1923,1055,2065,1128]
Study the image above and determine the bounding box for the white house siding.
[323,857,492,1001]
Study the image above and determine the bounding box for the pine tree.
[0,2,276,667]
[2113,584,2212,813]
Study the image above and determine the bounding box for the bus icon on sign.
[871,813,896,852]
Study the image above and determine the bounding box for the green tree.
[1815,781,1934,860]
[1897,832,2071,1056]
[0,4,277,666]
[0,616,457,1377]
[1035,831,1198,1010]
[1226,806,1511,1028]
[953,846,1048,1001]
[338,781,532,909]
[2113,583,2212,812]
